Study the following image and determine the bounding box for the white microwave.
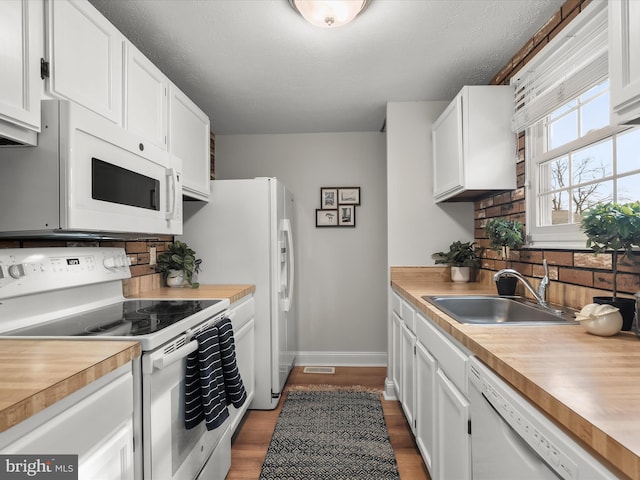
[0,100,182,238]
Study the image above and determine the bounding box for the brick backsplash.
[476,0,640,297]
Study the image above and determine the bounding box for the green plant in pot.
[432,241,482,282]
[156,240,202,288]
[484,217,525,295]
[580,201,640,330]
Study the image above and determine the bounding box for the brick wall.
[476,0,640,297]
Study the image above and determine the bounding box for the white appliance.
[0,100,182,238]
[468,356,620,480]
[0,247,238,480]
[182,177,296,410]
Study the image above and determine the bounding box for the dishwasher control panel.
[468,357,619,480]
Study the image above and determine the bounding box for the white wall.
[386,101,475,266]
[216,132,388,365]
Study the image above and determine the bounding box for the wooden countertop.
[391,268,640,479]
[125,284,255,304]
[0,340,141,433]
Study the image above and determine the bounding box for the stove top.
[8,299,223,338]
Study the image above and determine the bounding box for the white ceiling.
[88,0,565,135]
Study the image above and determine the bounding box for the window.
[512,1,640,248]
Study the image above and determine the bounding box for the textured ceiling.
[88,0,565,135]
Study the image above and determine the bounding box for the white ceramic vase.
[166,269,185,287]
[450,266,471,283]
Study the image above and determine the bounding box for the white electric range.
[0,247,231,480]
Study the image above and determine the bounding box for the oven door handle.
[150,340,198,373]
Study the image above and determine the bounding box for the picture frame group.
[316,187,360,228]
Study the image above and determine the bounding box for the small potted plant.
[580,201,640,330]
[156,240,202,288]
[432,240,481,282]
[484,217,525,295]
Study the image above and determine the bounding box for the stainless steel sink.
[422,295,579,325]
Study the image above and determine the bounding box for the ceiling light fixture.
[288,0,371,28]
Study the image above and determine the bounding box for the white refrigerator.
[181,177,296,410]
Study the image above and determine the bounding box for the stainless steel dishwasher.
[468,357,621,480]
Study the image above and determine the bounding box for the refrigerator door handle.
[282,218,294,312]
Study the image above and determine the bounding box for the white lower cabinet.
[415,341,436,476]
[389,292,472,480]
[391,311,403,398]
[435,368,471,480]
[227,295,256,434]
[400,322,416,432]
[0,364,135,480]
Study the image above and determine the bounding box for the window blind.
[511,1,608,132]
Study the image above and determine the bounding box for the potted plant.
[156,240,202,288]
[580,201,640,330]
[484,217,525,295]
[432,240,481,282]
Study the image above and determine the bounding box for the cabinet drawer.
[402,299,416,333]
[391,290,402,317]
[416,313,468,394]
[229,296,254,331]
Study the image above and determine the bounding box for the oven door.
[141,338,229,480]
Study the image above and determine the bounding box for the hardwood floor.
[226,366,430,480]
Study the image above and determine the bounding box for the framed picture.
[338,205,356,227]
[316,209,338,227]
[320,188,338,209]
[338,187,360,205]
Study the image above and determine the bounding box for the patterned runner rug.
[259,389,400,479]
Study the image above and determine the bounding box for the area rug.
[259,389,400,479]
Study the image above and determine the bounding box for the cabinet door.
[46,0,123,124]
[0,0,43,138]
[400,322,416,432]
[78,419,134,480]
[415,342,436,475]
[168,83,210,200]
[610,0,640,123]
[435,369,471,480]
[125,43,167,149]
[391,312,402,398]
[432,92,463,199]
[234,317,255,404]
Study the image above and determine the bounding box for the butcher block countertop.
[0,340,140,433]
[125,284,255,304]
[391,267,640,479]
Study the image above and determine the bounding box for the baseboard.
[383,378,397,400]
[295,351,387,367]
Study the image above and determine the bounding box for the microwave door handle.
[166,167,179,220]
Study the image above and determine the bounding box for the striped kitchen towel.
[216,317,247,408]
[184,318,247,430]
[184,324,229,430]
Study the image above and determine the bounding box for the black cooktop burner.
[8,299,222,337]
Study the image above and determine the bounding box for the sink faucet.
[494,259,550,307]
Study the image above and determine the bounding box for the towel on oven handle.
[184,318,247,430]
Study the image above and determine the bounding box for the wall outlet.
[149,247,157,266]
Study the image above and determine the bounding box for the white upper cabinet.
[125,43,168,150]
[169,83,211,201]
[46,0,124,125]
[432,85,515,202]
[0,0,43,145]
[609,0,640,125]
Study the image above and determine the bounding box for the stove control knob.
[103,257,117,269]
[115,256,126,268]
[8,264,25,279]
